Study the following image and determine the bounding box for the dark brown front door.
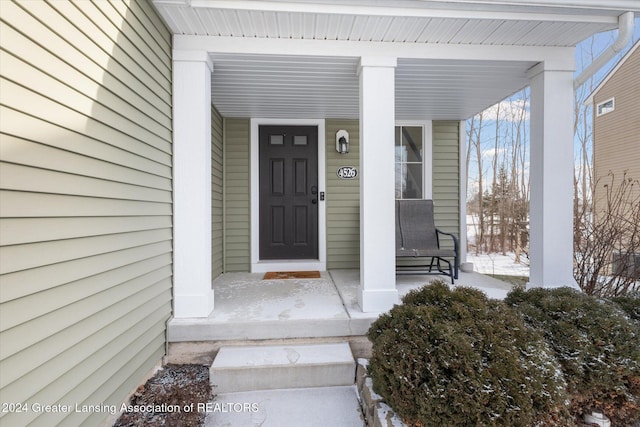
[259,125,318,260]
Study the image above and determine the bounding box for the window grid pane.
[294,135,308,145]
[395,126,423,200]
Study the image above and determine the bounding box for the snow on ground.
[467,252,530,277]
[479,287,511,300]
[466,214,530,277]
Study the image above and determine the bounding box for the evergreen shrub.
[611,293,640,322]
[505,287,640,425]
[367,281,570,426]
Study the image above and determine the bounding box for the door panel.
[271,206,285,244]
[294,205,308,244]
[294,159,307,194]
[259,125,318,259]
[270,159,285,195]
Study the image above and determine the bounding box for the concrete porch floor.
[167,269,515,363]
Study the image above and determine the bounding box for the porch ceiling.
[153,0,631,46]
[152,0,638,120]
[210,53,535,120]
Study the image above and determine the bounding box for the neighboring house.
[590,41,639,188]
[587,39,640,275]
[1,1,638,425]
[589,39,640,199]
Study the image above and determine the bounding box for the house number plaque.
[336,166,358,179]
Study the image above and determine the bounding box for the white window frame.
[596,97,615,117]
[395,120,433,200]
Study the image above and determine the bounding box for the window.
[270,135,284,145]
[395,125,424,199]
[596,98,615,116]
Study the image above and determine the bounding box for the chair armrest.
[435,228,459,255]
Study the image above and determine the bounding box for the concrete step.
[210,342,356,393]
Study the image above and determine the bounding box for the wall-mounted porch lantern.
[336,130,349,154]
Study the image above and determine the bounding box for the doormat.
[263,271,321,280]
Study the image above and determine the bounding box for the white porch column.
[173,50,215,317]
[528,63,579,288]
[358,57,399,312]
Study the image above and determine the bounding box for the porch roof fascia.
[174,35,576,70]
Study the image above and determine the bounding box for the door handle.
[311,199,317,204]
[311,186,318,195]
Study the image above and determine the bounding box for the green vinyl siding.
[432,121,461,249]
[216,118,459,272]
[325,120,460,269]
[326,120,361,269]
[212,106,224,278]
[0,1,172,426]
[394,121,459,268]
[223,118,251,272]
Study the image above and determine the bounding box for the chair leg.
[454,254,459,279]
[428,257,436,272]
[436,257,455,284]
[447,259,454,284]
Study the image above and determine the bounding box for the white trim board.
[250,118,327,273]
[175,36,575,70]
[459,120,468,264]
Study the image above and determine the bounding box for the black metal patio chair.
[395,199,459,284]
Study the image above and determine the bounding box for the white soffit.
[211,54,359,119]
[395,58,532,119]
[151,0,630,46]
[211,54,534,120]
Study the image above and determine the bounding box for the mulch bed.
[114,364,213,427]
